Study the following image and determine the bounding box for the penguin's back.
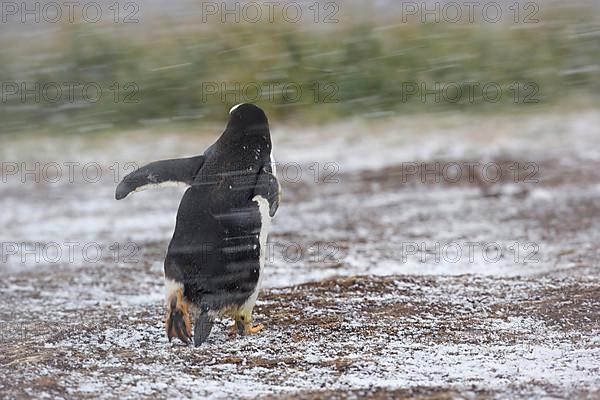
[165,169,263,310]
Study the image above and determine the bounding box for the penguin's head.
[224,103,270,140]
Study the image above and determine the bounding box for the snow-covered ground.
[1,109,599,398]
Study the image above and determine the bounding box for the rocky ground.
[1,109,599,398]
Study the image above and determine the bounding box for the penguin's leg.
[228,319,241,336]
[193,310,214,347]
[230,308,264,336]
[227,308,245,336]
[165,286,192,344]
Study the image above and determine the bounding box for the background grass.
[0,3,598,134]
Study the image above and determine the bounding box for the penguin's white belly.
[240,194,271,316]
[270,152,276,175]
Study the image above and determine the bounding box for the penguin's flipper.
[115,155,205,200]
[254,167,281,217]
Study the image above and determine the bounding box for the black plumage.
[116,104,280,345]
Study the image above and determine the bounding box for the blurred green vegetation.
[1,6,599,134]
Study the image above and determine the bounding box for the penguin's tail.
[193,310,214,347]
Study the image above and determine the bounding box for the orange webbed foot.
[165,289,192,345]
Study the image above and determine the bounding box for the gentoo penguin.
[115,103,280,346]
